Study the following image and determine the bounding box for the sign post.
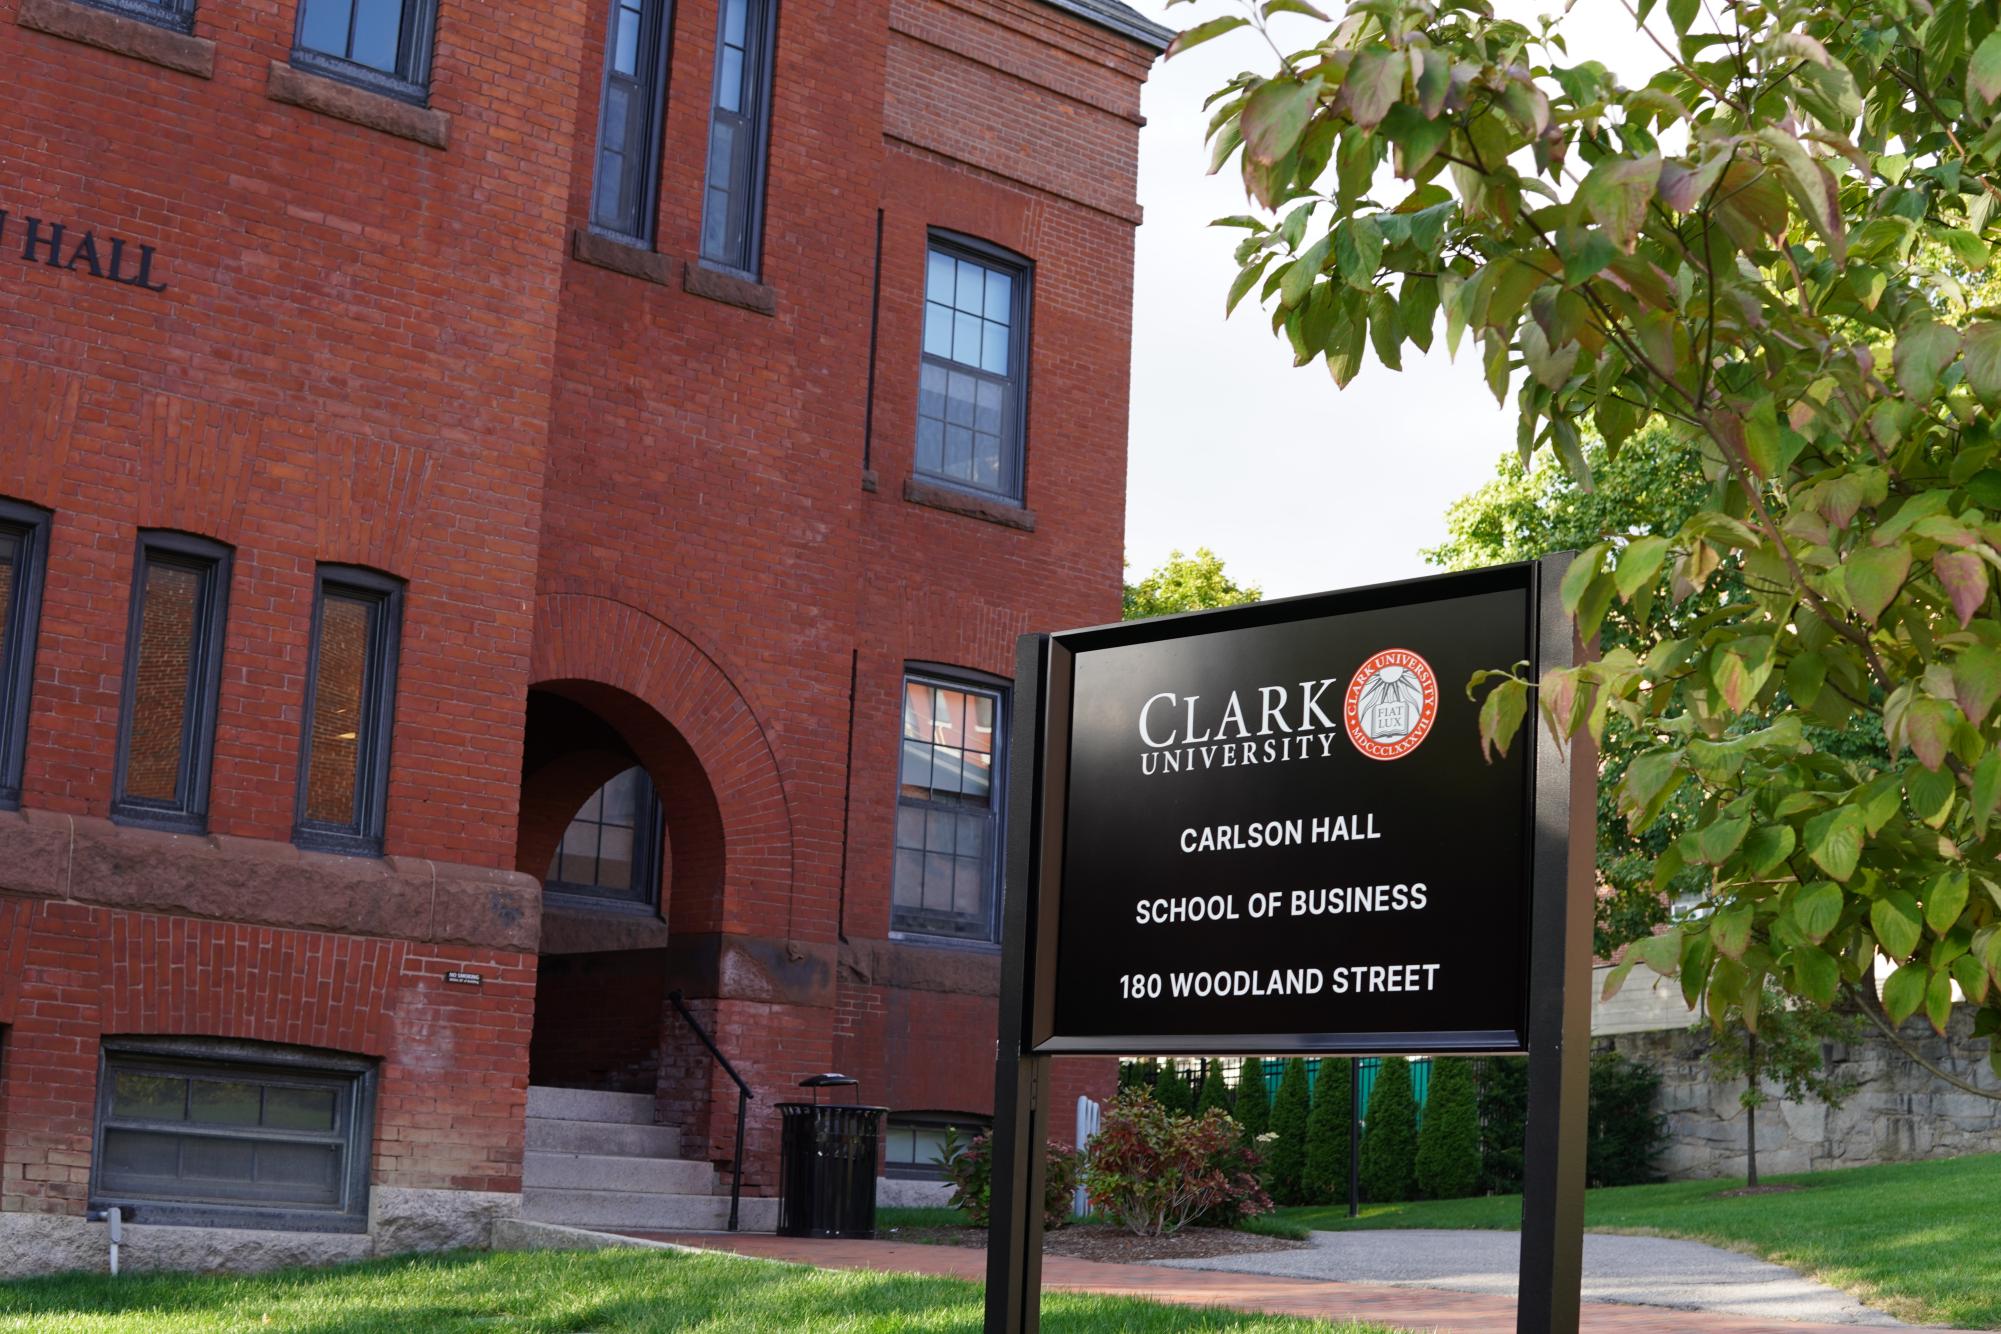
[986,558,1592,1334]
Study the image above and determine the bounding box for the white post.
[1073,1095,1100,1218]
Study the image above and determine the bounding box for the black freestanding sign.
[985,558,1595,1334]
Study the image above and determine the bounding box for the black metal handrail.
[667,989,753,1231]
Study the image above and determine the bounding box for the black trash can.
[775,1073,888,1239]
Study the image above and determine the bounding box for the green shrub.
[1193,1061,1233,1118]
[1119,1058,1158,1095]
[1301,1058,1351,1205]
[939,1127,1083,1229]
[1587,1051,1665,1187]
[1153,1063,1194,1116]
[1082,1091,1271,1236]
[1234,1059,1271,1145]
[1477,1056,1529,1195]
[1414,1057,1481,1199]
[1357,1057,1419,1203]
[1266,1058,1312,1205]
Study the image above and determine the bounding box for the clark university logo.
[1343,649,1439,761]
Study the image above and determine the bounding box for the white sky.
[1120,1,1663,596]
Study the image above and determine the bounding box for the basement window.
[90,1037,376,1232]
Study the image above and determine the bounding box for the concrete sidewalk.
[635,1232,1983,1334]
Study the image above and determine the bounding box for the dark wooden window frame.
[293,565,403,858]
[542,764,668,915]
[90,1036,376,1233]
[290,0,437,105]
[77,0,195,32]
[696,0,778,281]
[890,663,1010,946]
[110,531,232,834]
[0,500,51,811]
[916,231,1033,506]
[589,0,675,243]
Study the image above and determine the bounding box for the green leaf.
[1338,49,1402,131]
[1477,676,1528,762]
[1805,805,1865,882]
[1335,217,1384,290]
[1666,0,1698,36]
[1974,751,2001,838]
[1367,289,1403,372]
[1576,154,1662,254]
[1881,961,1927,1026]
[1791,880,1843,943]
[1757,127,1845,260]
[1894,321,1962,399]
[1961,323,2001,405]
[1903,697,1960,772]
[1926,967,1954,1035]
[1710,903,1753,959]
[1399,274,1438,353]
[1280,234,1331,307]
[1381,103,1449,180]
[1926,868,1972,936]
[1954,645,2001,726]
[1710,636,1776,713]
[1619,748,1685,831]
[1698,812,1752,866]
[1907,762,1956,828]
[1970,31,2001,103]
[1792,947,1839,1007]
[1615,536,1670,601]
[1744,823,1796,876]
[1871,890,1924,961]
[1167,15,1249,58]
[1561,229,1617,286]
[1844,544,1911,625]
[1242,76,1321,168]
[1950,952,1990,1007]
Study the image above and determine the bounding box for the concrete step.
[524,1151,715,1195]
[525,1117,682,1159]
[521,1188,778,1232]
[525,1086,658,1125]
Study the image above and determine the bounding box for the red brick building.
[0,0,1165,1270]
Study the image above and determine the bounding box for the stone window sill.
[17,0,214,77]
[266,60,449,150]
[571,228,674,285]
[902,477,1036,531]
[684,262,776,316]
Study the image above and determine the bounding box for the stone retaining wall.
[1603,1005,2001,1179]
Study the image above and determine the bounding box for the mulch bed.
[1713,1184,1810,1198]
[879,1223,1310,1264]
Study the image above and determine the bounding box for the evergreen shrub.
[1414,1057,1481,1199]
[1357,1056,1419,1203]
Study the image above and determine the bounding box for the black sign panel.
[1030,563,1541,1056]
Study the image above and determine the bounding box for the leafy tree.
[1123,548,1262,620]
[1194,1060,1235,1118]
[1234,1058,1273,1145]
[1476,1057,1530,1195]
[1154,1062,1194,1116]
[1302,1057,1352,1204]
[1414,1057,1482,1199]
[1706,981,1860,1186]
[1180,0,2001,1097]
[1585,1052,1668,1187]
[1358,1057,1419,1202]
[1266,1057,1313,1204]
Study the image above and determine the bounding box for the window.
[893,672,1005,942]
[293,0,437,102]
[91,1037,375,1233]
[917,238,1030,502]
[698,0,776,277]
[112,533,230,832]
[294,567,402,856]
[591,0,674,241]
[883,1113,987,1179]
[0,500,50,811]
[545,765,666,910]
[80,0,196,31]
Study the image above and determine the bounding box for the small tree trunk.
[1745,1032,1760,1190]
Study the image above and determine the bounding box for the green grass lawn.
[0,1245,1399,1333]
[1271,1152,2001,1329]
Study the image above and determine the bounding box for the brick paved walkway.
[635,1232,1980,1333]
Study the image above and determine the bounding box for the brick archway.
[524,594,794,938]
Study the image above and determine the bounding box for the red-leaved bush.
[1082,1090,1273,1236]
[939,1126,1083,1230]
